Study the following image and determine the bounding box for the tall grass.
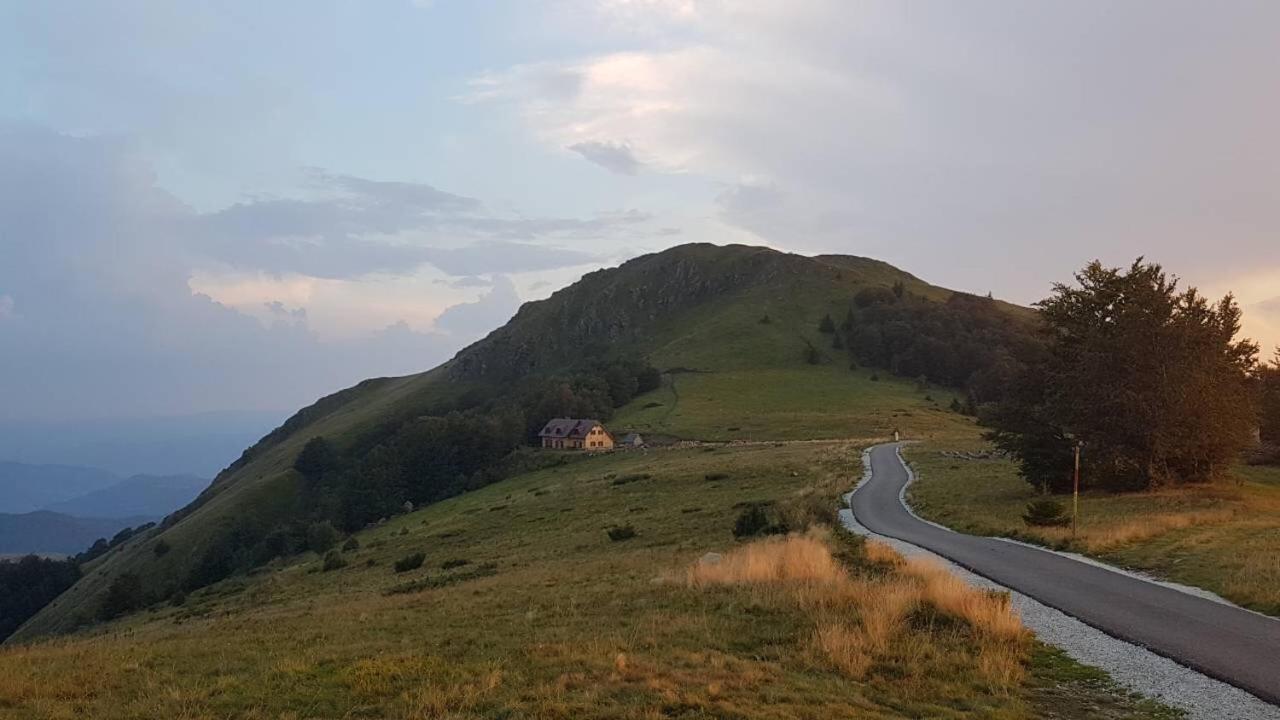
[688,532,1029,692]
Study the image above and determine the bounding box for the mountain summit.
[13,243,1003,641]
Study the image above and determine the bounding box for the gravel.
[840,448,1280,720]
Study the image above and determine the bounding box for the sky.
[2,0,1278,423]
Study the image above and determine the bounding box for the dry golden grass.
[687,532,1029,693]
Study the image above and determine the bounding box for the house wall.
[584,425,614,451]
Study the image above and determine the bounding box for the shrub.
[99,572,146,621]
[441,558,471,570]
[733,504,772,539]
[153,539,171,557]
[342,536,360,552]
[321,550,348,572]
[394,552,426,573]
[870,373,880,382]
[169,590,187,607]
[306,521,340,554]
[758,314,771,324]
[818,314,836,333]
[804,342,823,365]
[705,472,730,482]
[606,525,637,542]
[293,436,338,478]
[1022,499,1071,527]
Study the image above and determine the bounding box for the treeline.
[985,261,1259,491]
[172,355,660,595]
[0,556,81,641]
[828,261,1273,492]
[819,282,1040,409]
[1259,353,1280,462]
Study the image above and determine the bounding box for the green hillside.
[0,243,1179,719]
[13,244,997,642]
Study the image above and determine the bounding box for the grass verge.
[906,440,1280,615]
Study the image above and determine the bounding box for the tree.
[841,308,856,331]
[831,332,845,350]
[99,572,146,620]
[990,259,1258,491]
[0,556,80,641]
[306,521,340,554]
[294,436,338,478]
[1261,350,1280,447]
[818,313,836,333]
[892,280,906,299]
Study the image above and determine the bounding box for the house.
[537,418,614,451]
[618,433,644,448]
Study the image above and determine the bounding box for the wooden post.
[1072,442,1081,539]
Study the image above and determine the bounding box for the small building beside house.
[538,418,614,451]
[618,433,644,448]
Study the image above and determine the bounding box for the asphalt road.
[850,443,1280,707]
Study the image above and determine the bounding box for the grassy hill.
[15,244,978,641]
[0,243,1179,718]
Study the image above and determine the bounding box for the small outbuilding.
[618,433,644,448]
[537,418,614,451]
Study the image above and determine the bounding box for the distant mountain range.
[0,462,208,517]
[0,463,208,555]
[0,511,153,556]
[0,462,120,513]
[0,410,284,477]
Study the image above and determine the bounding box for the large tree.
[989,260,1258,491]
[1261,350,1280,447]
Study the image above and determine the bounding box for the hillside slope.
[13,243,1011,641]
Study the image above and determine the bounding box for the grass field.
[906,439,1280,615]
[613,365,968,443]
[0,442,1174,719]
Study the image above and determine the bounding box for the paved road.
[850,443,1280,707]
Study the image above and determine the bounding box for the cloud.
[420,241,599,276]
[473,1,1280,308]
[433,276,522,335]
[568,140,644,175]
[0,126,645,420]
[444,276,493,288]
[197,174,648,279]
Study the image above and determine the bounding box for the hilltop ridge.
[12,243,1010,641]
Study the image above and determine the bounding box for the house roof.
[537,418,604,439]
[620,433,643,443]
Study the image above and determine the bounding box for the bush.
[818,314,836,333]
[804,342,823,365]
[306,521,340,554]
[704,472,730,482]
[169,590,187,607]
[441,558,471,570]
[733,504,772,539]
[342,536,360,552]
[153,539,171,557]
[394,552,426,573]
[1022,499,1071,528]
[99,572,146,621]
[294,436,338,478]
[321,550,348,572]
[606,525,637,542]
